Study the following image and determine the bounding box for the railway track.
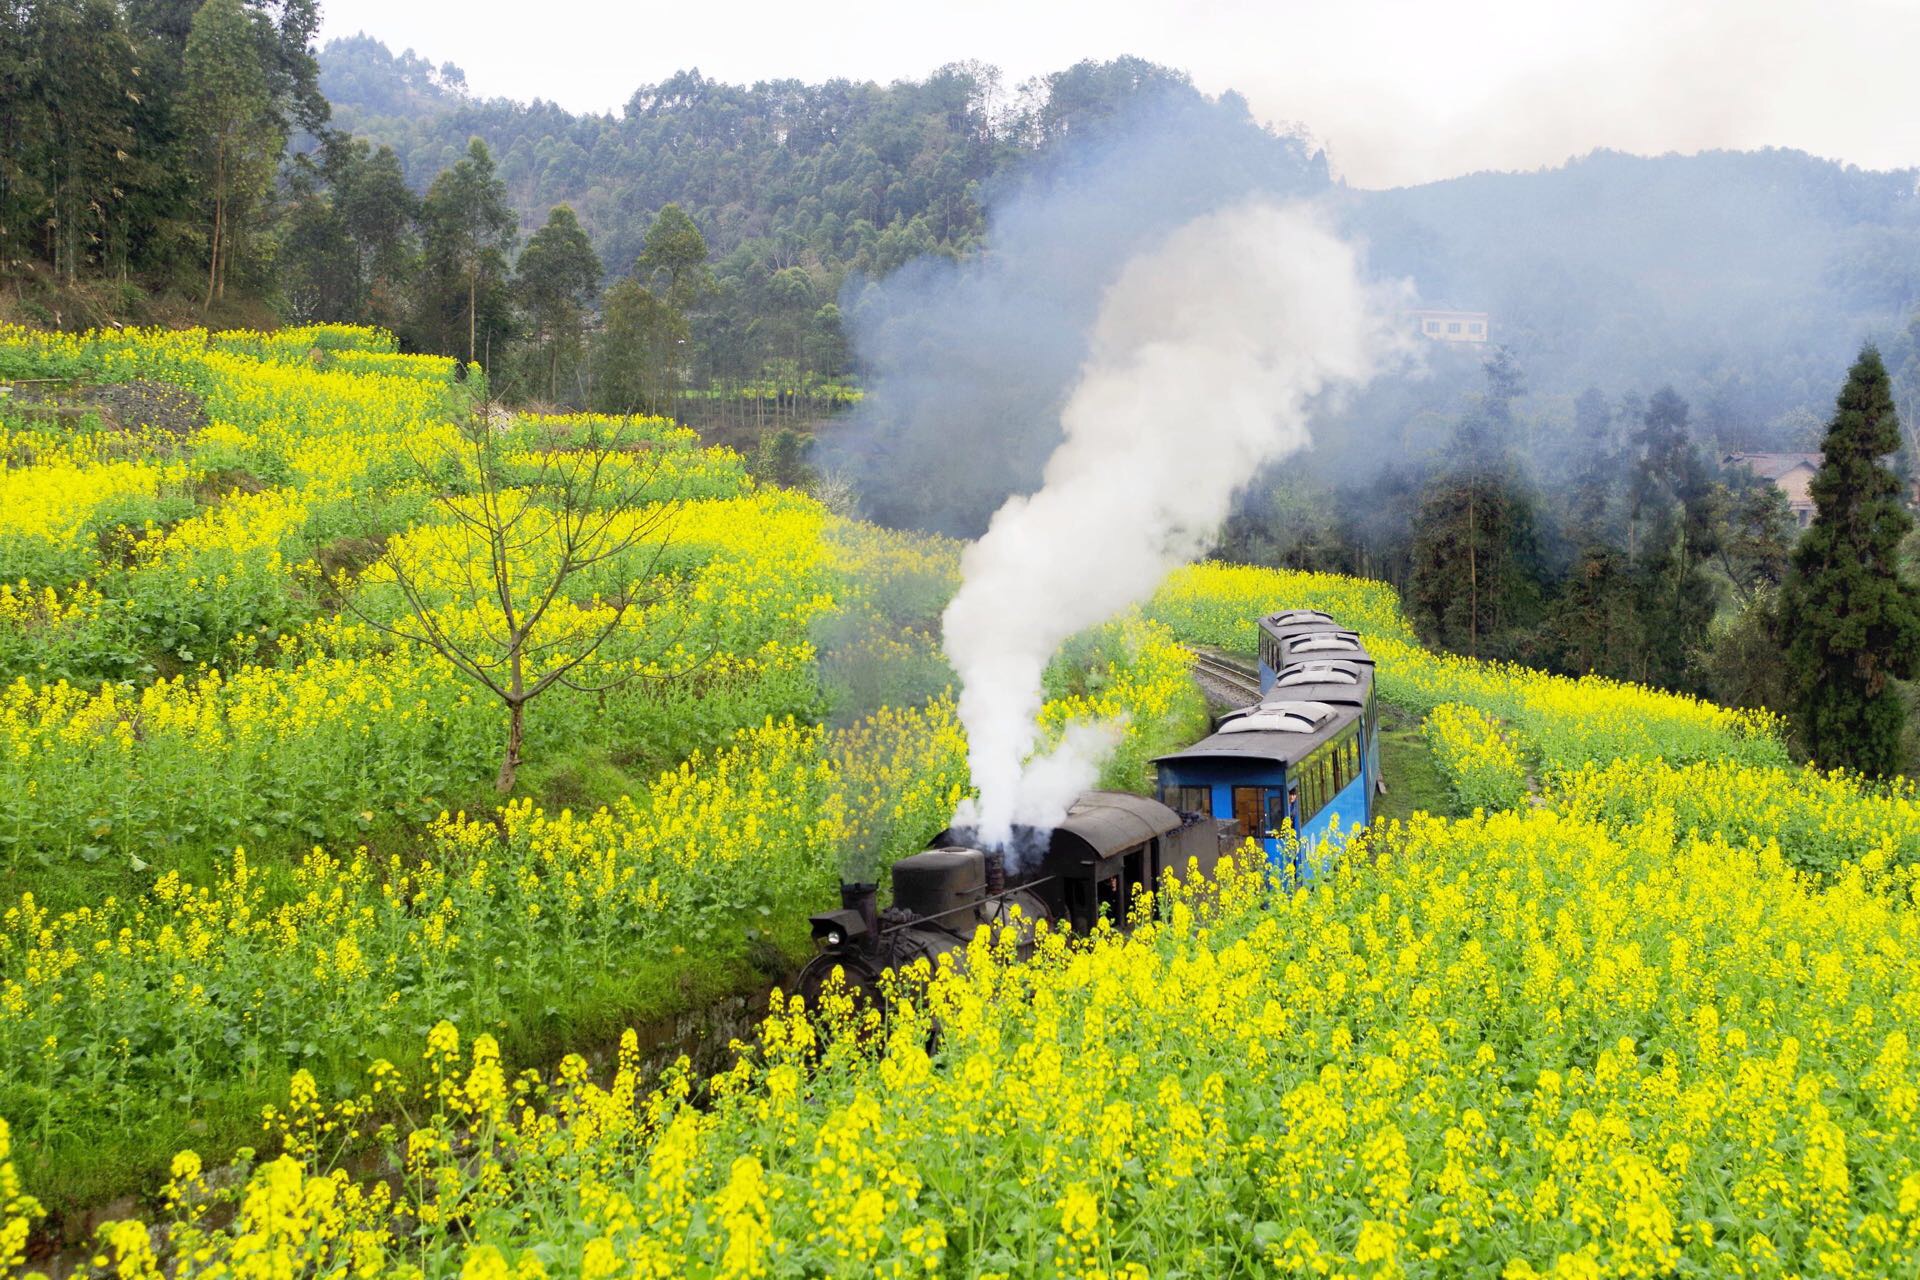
[1190,651,1261,703]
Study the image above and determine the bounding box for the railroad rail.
[1190,650,1261,703]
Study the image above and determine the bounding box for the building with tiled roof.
[1722,452,1821,529]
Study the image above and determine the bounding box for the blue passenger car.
[1158,610,1383,879]
[1256,610,1332,691]
[1257,611,1369,692]
[1154,696,1371,881]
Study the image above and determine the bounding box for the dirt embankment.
[1,264,280,334]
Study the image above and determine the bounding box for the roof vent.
[1268,609,1334,627]
[1291,635,1361,654]
[1274,661,1359,686]
[1218,700,1336,734]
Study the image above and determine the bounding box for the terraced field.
[3,329,1917,1278]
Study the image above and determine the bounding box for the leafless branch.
[344,387,701,791]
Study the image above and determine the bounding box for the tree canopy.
[1,0,325,300]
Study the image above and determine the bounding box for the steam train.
[800,610,1377,1008]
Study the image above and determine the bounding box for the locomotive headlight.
[810,907,868,946]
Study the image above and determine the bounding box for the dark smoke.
[942,822,1054,875]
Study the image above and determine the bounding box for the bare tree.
[353,399,689,791]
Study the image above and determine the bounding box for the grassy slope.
[1374,702,1458,823]
[32,906,812,1229]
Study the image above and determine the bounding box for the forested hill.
[317,35,1321,382]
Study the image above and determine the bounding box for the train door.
[1231,787,1265,846]
[1125,845,1147,921]
[1097,871,1125,925]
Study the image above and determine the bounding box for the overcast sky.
[316,0,1920,189]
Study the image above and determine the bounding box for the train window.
[1164,784,1211,815]
[1297,754,1322,822]
[1231,787,1267,841]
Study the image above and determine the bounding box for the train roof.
[1253,682,1365,709]
[1259,610,1346,639]
[1269,660,1373,698]
[1053,791,1185,860]
[1261,609,1337,630]
[1157,698,1363,769]
[1278,632,1373,665]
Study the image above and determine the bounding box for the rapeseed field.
[2,330,1917,1278]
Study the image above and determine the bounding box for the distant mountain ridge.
[318,34,1311,286]
[318,35,1920,436]
[1341,146,1920,443]
[317,34,1324,387]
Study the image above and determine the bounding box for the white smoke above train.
[942,200,1405,849]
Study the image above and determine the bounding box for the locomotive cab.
[1028,791,1220,931]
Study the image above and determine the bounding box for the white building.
[1412,309,1490,344]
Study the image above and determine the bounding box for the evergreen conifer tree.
[1406,354,1547,659]
[1780,346,1920,775]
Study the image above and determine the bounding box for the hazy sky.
[316,0,1920,189]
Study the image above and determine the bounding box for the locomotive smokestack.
[984,850,1007,896]
[841,881,879,941]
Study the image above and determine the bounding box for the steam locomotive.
[800,610,1377,1009]
[798,792,1222,1009]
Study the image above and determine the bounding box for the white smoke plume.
[943,200,1403,848]
[959,718,1125,838]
